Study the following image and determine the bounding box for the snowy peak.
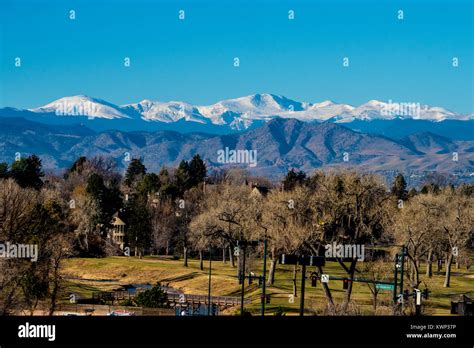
[313,100,336,108]
[31,95,131,119]
[197,93,305,122]
[124,100,210,123]
[351,100,467,122]
[242,93,304,111]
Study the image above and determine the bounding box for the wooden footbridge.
[166,293,251,308]
[91,289,250,309]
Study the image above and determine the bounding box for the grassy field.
[61,255,474,316]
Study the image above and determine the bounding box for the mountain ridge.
[2,95,473,141]
[0,117,472,183]
[4,93,473,127]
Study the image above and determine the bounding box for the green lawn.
[61,255,474,316]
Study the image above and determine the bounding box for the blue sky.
[1,0,473,113]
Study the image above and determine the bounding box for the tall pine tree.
[9,155,44,190]
[124,158,147,187]
[188,154,207,187]
[391,174,408,201]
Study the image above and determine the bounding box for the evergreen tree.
[159,183,180,200]
[175,160,190,191]
[86,173,122,230]
[10,155,44,190]
[123,195,152,256]
[282,169,306,191]
[64,156,87,179]
[334,176,345,197]
[158,167,170,184]
[86,173,107,226]
[407,187,417,198]
[420,183,440,195]
[103,178,123,217]
[459,184,474,197]
[124,158,147,187]
[158,167,179,200]
[86,173,106,201]
[137,173,161,197]
[188,154,206,187]
[0,162,8,179]
[391,174,408,200]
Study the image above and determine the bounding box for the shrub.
[273,306,286,316]
[133,283,169,308]
[119,299,136,307]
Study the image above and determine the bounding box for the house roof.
[111,216,126,226]
[250,185,269,197]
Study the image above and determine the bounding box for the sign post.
[207,246,212,316]
[237,239,259,316]
[393,253,399,303]
[299,262,306,316]
[399,246,406,302]
[261,238,268,316]
[376,283,395,291]
[240,243,246,316]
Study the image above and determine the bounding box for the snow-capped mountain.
[7,93,473,132]
[198,94,306,121]
[0,94,474,139]
[123,100,212,124]
[31,95,133,119]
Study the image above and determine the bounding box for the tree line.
[0,155,472,315]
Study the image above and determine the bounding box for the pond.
[120,283,153,294]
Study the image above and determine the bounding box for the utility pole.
[393,253,399,303]
[399,246,406,299]
[279,254,325,316]
[208,246,212,316]
[299,260,306,316]
[261,238,268,316]
[240,244,246,316]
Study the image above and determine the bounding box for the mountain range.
[0,116,472,183]
[1,94,473,140]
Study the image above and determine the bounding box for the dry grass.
[61,255,474,316]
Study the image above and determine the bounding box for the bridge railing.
[166,293,251,305]
[90,289,251,306]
